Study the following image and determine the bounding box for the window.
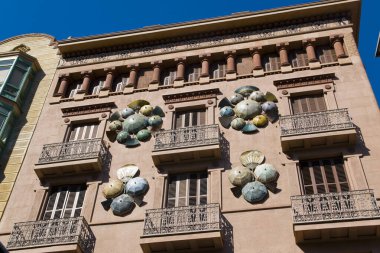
[174,109,206,129]
[290,93,327,114]
[316,45,337,64]
[66,80,81,98]
[186,65,201,82]
[42,185,86,220]
[263,54,281,72]
[161,69,176,86]
[67,122,99,141]
[299,157,349,195]
[211,62,226,79]
[0,59,14,86]
[113,76,129,92]
[90,78,105,95]
[166,172,207,208]
[290,50,309,68]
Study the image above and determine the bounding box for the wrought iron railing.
[7,217,95,252]
[279,108,354,136]
[37,138,106,164]
[142,204,221,236]
[153,124,220,151]
[291,190,380,224]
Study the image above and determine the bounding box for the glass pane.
[328,184,337,193]
[56,191,67,210]
[316,184,326,193]
[189,174,197,197]
[323,160,335,183]
[340,183,350,192]
[312,161,324,184]
[300,162,312,185]
[7,67,26,87]
[0,66,11,84]
[304,186,314,195]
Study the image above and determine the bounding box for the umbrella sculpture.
[102,179,124,199]
[116,164,139,183]
[125,177,149,196]
[242,181,268,203]
[111,194,135,216]
[218,85,279,134]
[229,150,280,204]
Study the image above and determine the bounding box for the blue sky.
[2,0,380,104]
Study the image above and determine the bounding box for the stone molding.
[61,102,115,117]
[274,73,335,90]
[58,15,351,68]
[162,88,220,104]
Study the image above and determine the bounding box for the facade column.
[150,62,161,84]
[175,59,185,81]
[251,47,263,70]
[303,39,318,62]
[277,43,290,66]
[225,51,236,74]
[56,74,69,97]
[102,68,115,90]
[200,57,210,77]
[127,65,138,87]
[330,35,347,58]
[78,71,92,94]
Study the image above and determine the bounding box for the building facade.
[0,34,59,220]
[1,0,380,252]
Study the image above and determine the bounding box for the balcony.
[152,124,221,165]
[279,109,356,152]
[7,217,95,253]
[140,204,223,253]
[34,138,107,179]
[291,190,380,243]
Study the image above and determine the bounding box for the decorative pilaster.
[149,61,161,91]
[225,51,236,80]
[250,47,264,77]
[199,54,210,84]
[56,74,70,97]
[174,58,185,88]
[303,39,321,69]
[277,43,292,73]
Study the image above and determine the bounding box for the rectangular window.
[290,50,309,68]
[67,122,99,141]
[290,93,327,114]
[186,65,201,82]
[91,79,105,95]
[317,45,337,64]
[299,157,349,195]
[66,81,81,98]
[0,59,14,86]
[211,62,226,79]
[263,54,281,72]
[166,172,208,208]
[174,109,206,129]
[42,185,86,220]
[161,69,177,86]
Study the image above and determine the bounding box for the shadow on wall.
[297,239,380,253]
[99,150,113,182]
[354,123,370,157]
[0,70,46,182]
[221,214,234,253]
[219,133,231,170]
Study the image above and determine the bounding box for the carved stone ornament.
[64,118,70,123]
[274,73,335,90]
[58,15,351,67]
[282,90,289,95]
[12,44,30,53]
[163,88,220,104]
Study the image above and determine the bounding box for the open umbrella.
[231,118,246,130]
[102,179,124,199]
[128,100,150,111]
[125,177,149,196]
[109,120,122,132]
[121,108,135,119]
[140,105,154,116]
[220,106,235,117]
[234,100,261,120]
[230,94,244,105]
[136,129,151,142]
[242,181,268,203]
[241,122,258,134]
[240,150,265,170]
[254,164,279,183]
[252,115,268,127]
[116,164,139,183]
[218,97,234,108]
[116,131,130,144]
[234,86,259,97]
[123,114,148,134]
[152,106,165,117]
[148,115,163,129]
[228,166,252,187]
[111,194,135,216]
[249,91,265,102]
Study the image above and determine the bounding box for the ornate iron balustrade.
[291,190,380,224]
[279,108,354,136]
[143,204,221,236]
[154,124,220,151]
[37,138,106,164]
[7,217,95,253]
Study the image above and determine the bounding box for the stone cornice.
[58,14,351,68]
[61,102,115,117]
[0,33,57,47]
[274,73,336,90]
[163,88,220,104]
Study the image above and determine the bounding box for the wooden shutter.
[299,158,349,195]
[264,54,281,72]
[291,51,309,68]
[68,122,99,141]
[317,46,337,64]
[42,185,86,220]
[291,94,327,114]
[166,172,208,207]
[174,109,206,129]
